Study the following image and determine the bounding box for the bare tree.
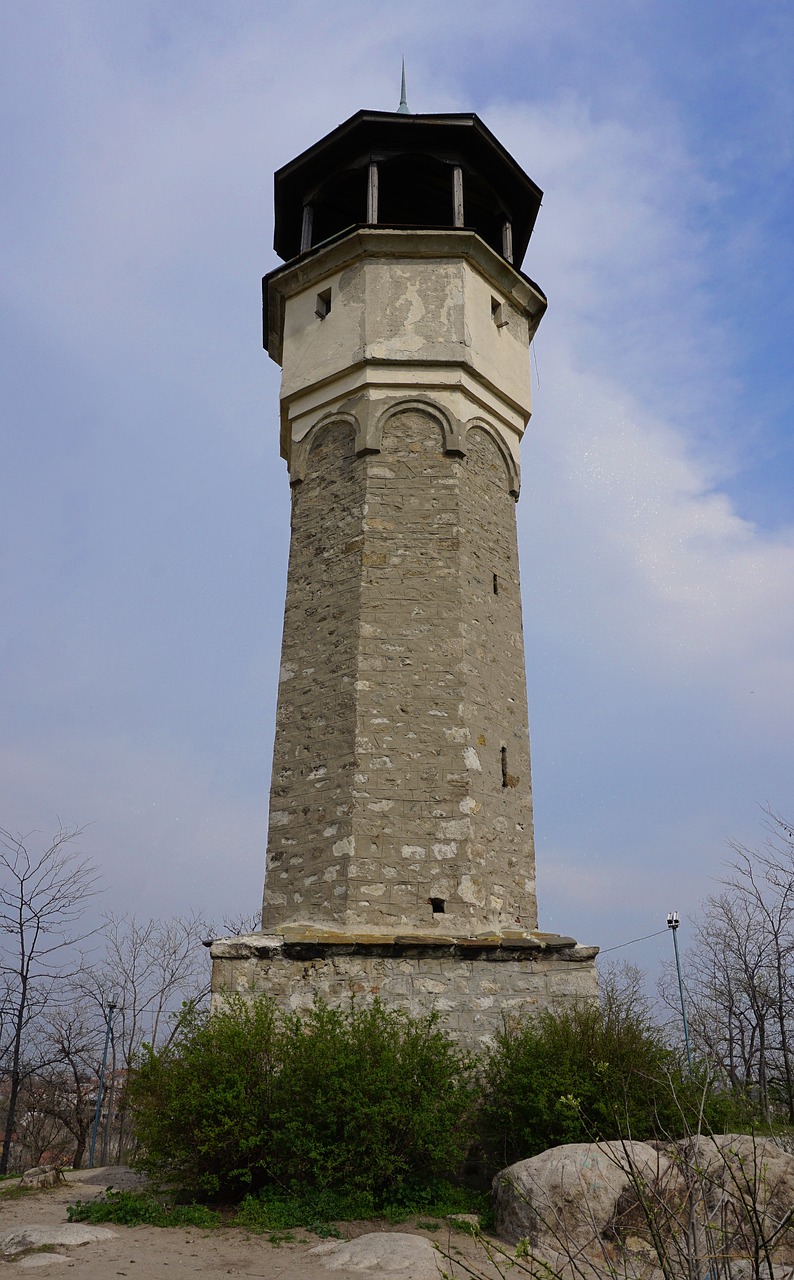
[665,811,794,1122]
[219,910,262,938]
[0,824,99,1173]
[37,1001,105,1168]
[6,909,214,1171]
[12,1073,70,1169]
[75,910,211,1162]
[598,958,655,1024]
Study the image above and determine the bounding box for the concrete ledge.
[209,929,598,963]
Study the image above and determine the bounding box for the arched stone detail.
[463,418,521,498]
[373,397,465,457]
[380,406,445,458]
[289,411,360,484]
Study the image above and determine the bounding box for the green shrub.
[127,996,282,1198]
[234,1186,373,1233]
[127,996,477,1202]
[233,1180,487,1232]
[68,1190,220,1228]
[479,997,745,1168]
[270,1000,476,1199]
[67,1181,487,1236]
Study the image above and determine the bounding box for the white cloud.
[1,2,792,964]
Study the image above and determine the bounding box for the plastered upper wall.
[265,229,547,471]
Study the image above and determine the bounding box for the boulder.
[493,1140,676,1249]
[493,1136,794,1272]
[665,1135,794,1259]
[309,1231,442,1278]
[531,1244,662,1280]
[17,1255,70,1269]
[20,1165,64,1190]
[0,1225,117,1261]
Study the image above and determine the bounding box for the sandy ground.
[0,1169,503,1279]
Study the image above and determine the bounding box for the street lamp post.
[89,998,117,1169]
[667,911,693,1074]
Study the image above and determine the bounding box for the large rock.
[528,1244,661,1280]
[20,1164,64,1190]
[494,1136,794,1271]
[309,1232,442,1278]
[669,1133,794,1198]
[17,1255,69,1269]
[665,1135,794,1258]
[0,1225,117,1261]
[493,1141,676,1249]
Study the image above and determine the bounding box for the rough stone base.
[210,928,599,1049]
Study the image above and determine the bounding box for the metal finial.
[397,58,409,114]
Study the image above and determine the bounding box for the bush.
[479,996,745,1168]
[233,1181,486,1232]
[68,1190,220,1228]
[127,996,281,1198]
[127,996,477,1202]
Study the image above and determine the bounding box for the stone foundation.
[210,928,598,1049]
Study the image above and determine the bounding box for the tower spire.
[397,58,409,114]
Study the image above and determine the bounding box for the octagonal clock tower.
[211,106,597,1043]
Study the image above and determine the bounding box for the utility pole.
[89,998,117,1169]
[667,912,693,1073]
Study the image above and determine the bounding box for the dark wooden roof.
[273,110,543,269]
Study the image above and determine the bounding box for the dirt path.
[0,1169,501,1278]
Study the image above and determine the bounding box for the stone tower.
[211,107,597,1043]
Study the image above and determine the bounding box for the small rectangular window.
[430,897,446,914]
[491,296,508,328]
[501,746,508,788]
[316,288,332,319]
[493,573,499,595]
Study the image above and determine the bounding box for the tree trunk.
[0,994,27,1174]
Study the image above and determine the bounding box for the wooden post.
[453,166,464,227]
[300,204,313,253]
[502,218,513,263]
[367,161,379,224]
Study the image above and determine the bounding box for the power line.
[600,928,667,954]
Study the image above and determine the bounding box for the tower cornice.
[264,227,547,363]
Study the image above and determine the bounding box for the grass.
[265,1230,299,1246]
[67,1182,488,1237]
[0,1183,39,1200]
[68,1190,222,1229]
[231,1182,486,1234]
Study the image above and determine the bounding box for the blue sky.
[1,0,792,979]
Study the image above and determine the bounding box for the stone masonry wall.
[262,420,363,928]
[351,408,467,927]
[211,937,599,1050]
[458,427,537,928]
[262,397,539,934]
